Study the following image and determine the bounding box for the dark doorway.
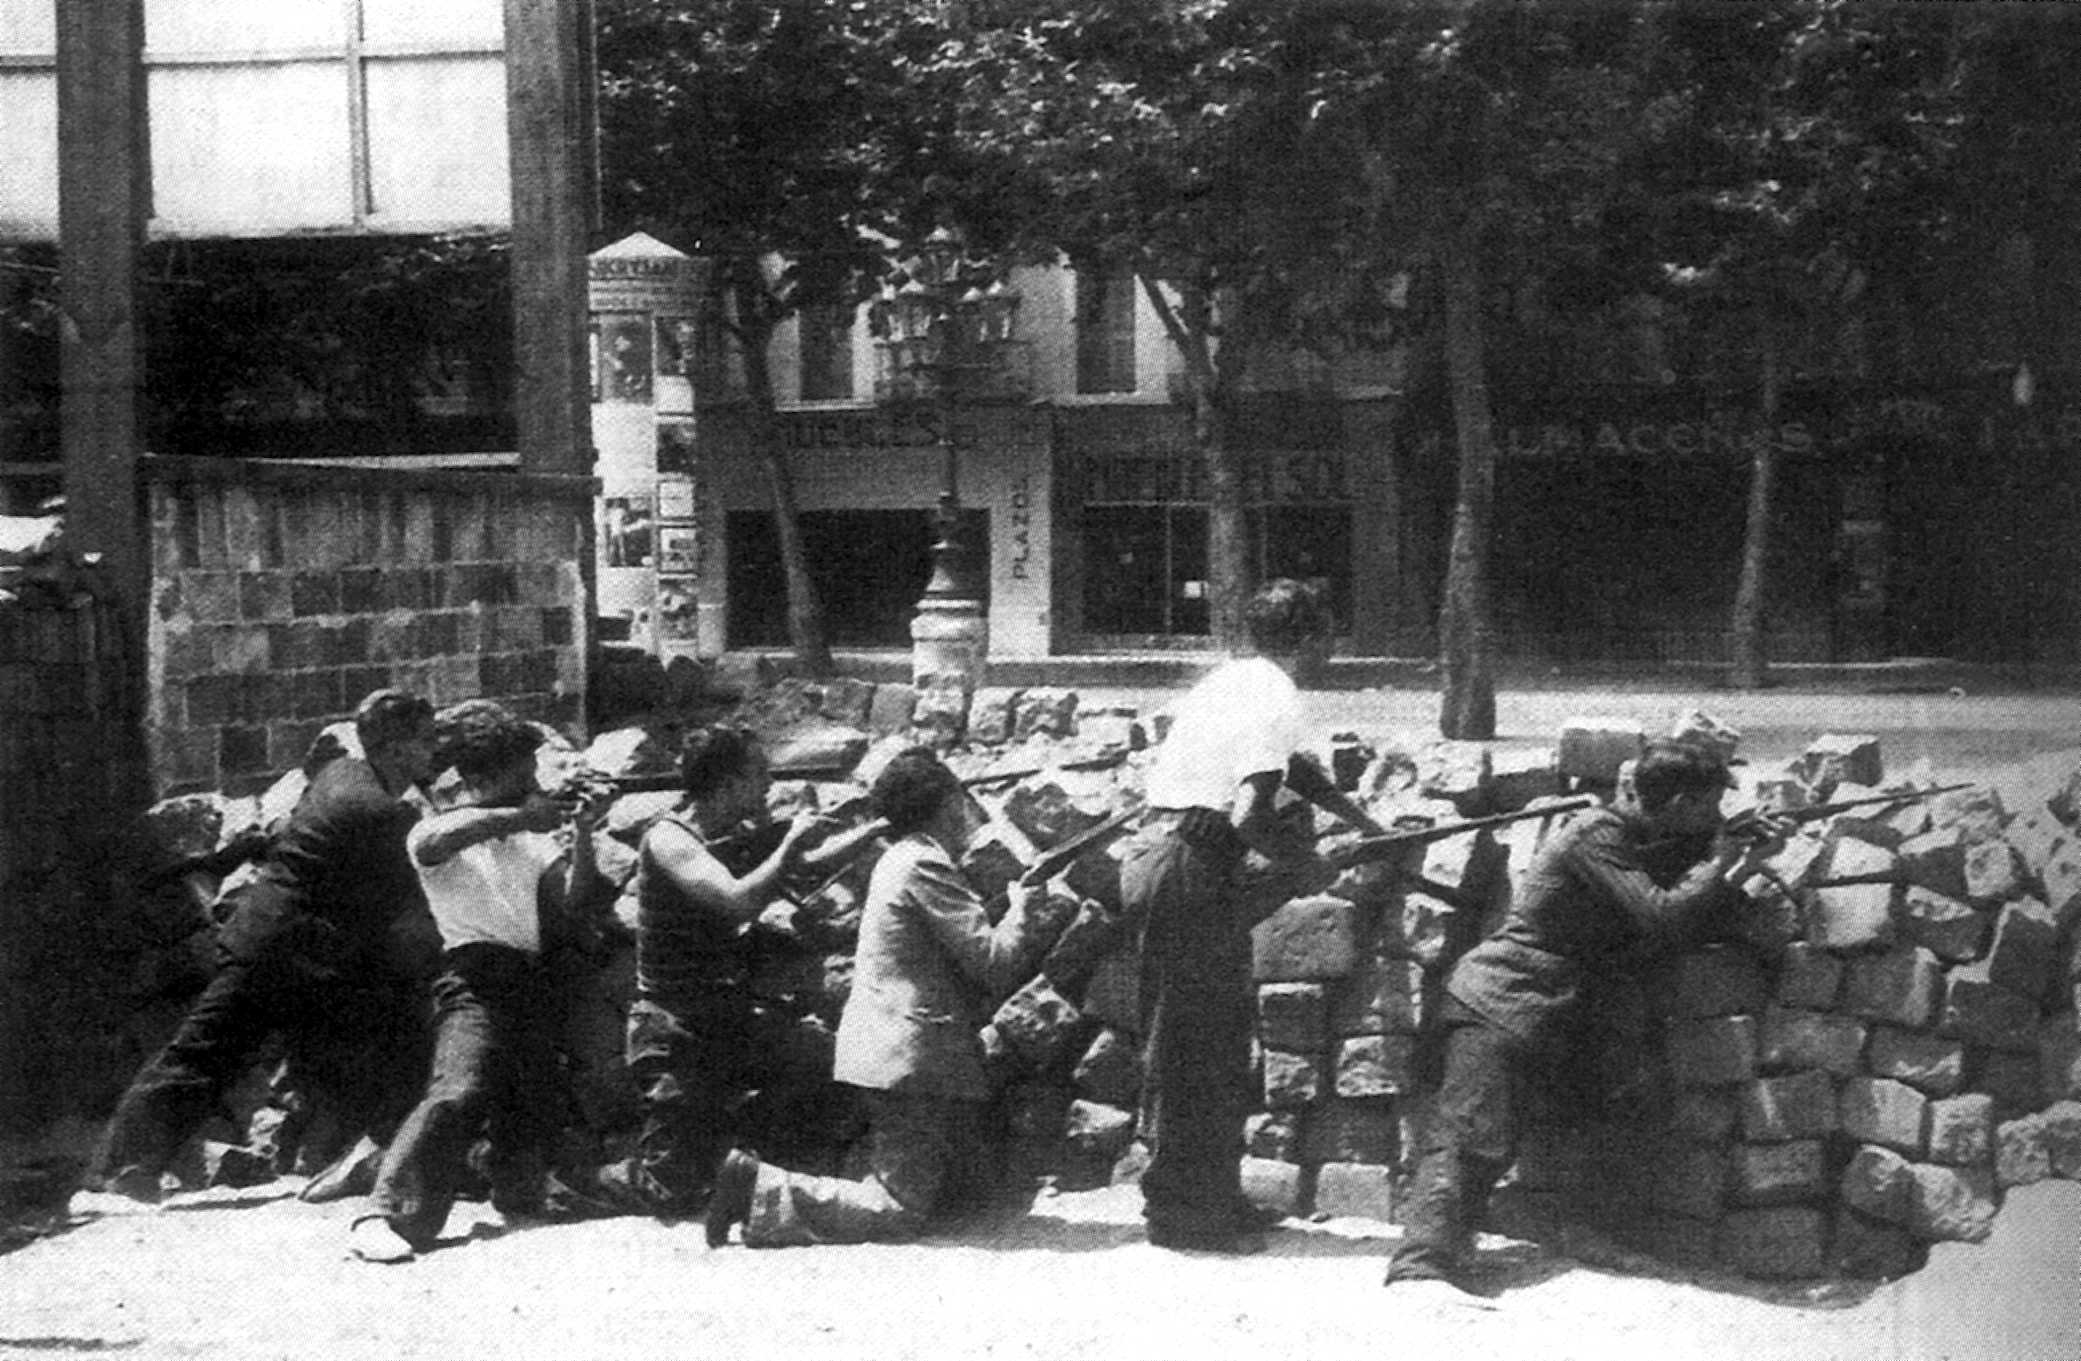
[727,508,990,648]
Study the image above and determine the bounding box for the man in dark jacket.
[1382,738,1787,1303]
[88,689,438,1204]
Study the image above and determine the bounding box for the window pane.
[1082,506,1168,633]
[1075,269,1136,395]
[799,305,854,401]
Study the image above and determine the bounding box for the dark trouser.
[1386,999,1533,1283]
[616,994,833,1214]
[1122,813,1254,1236]
[369,944,561,1248]
[96,948,422,1186]
[743,1089,976,1247]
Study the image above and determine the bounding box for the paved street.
[5,1177,2079,1361]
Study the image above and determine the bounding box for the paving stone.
[1904,1163,1998,1243]
[1896,827,1971,901]
[1379,891,1457,969]
[1417,740,1491,805]
[1832,1208,1926,1280]
[1926,1093,1996,1167]
[1252,894,1361,982]
[1806,844,1900,951]
[1488,746,1560,811]
[1931,785,2008,846]
[1839,1076,1929,1157]
[1900,885,1990,964]
[2039,1099,2081,1178]
[2040,1014,2081,1103]
[1867,1026,1966,1097]
[1842,946,1942,1030]
[1741,1070,1839,1142]
[1840,1143,1916,1225]
[1256,983,1329,1052]
[865,682,917,736]
[1939,962,2039,1052]
[1775,943,1844,1011]
[991,975,1084,1068]
[1312,1161,1399,1222]
[1973,1047,2045,1117]
[1983,896,2059,1001]
[1668,708,1742,765]
[1670,1089,1740,1142]
[1729,1140,1829,1206]
[1758,1005,1867,1077]
[1963,840,2028,907]
[1262,1049,1323,1110]
[1334,1034,1417,1098]
[1556,717,1643,784]
[1245,1111,1302,1163]
[1013,687,1079,740]
[1796,734,1885,794]
[1240,1157,1304,1217]
[1063,1100,1137,1165]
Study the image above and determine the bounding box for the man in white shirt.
[1126,579,1385,1254]
[350,701,610,1263]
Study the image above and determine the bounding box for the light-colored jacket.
[832,833,1035,1100]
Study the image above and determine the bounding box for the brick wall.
[143,456,595,797]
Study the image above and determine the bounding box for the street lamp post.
[881,228,1021,691]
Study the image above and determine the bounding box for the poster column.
[586,233,709,654]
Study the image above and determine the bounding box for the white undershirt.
[1143,656,1307,811]
[408,821,564,954]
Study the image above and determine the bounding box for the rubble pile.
[107,676,2081,1283]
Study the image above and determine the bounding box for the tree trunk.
[733,295,835,677]
[1727,319,1782,689]
[1436,224,1498,740]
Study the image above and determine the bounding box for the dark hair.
[1633,738,1735,812]
[353,688,434,754]
[432,699,544,784]
[1244,578,1332,657]
[870,745,962,836]
[679,725,760,799]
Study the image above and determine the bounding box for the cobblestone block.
[1839,1076,1928,1157]
[1245,1111,1302,1163]
[1757,830,1828,891]
[1668,1014,1757,1086]
[1013,687,1079,740]
[1867,1026,1966,1097]
[1905,1163,1997,1243]
[1240,1157,1304,1217]
[1262,1049,1323,1109]
[1334,1034,1417,1098]
[1417,740,1491,805]
[1843,946,1942,1030]
[1796,734,1884,794]
[1730,1140,1829,1206]
[1974,1047,2043,1117]
[1489,746,1560,810]
[865,682,917,736]
[1671,1089,1740,1142]
[2041,1014,2081,1103]
[1926,1093,1996,1166]
[1257,983,1329,1052]
[1939,962,2039,1052]
[1931,785,2008,846]
[991,975,1084,1068]
[1379,891,1457,969]
[1312,1162,1398,1222]
[1758,1005,1867,1076]
[1252,894,1361,982]
[1717,1207,1828,1279]
[1896,827,1970,901]
[1995,1111,2054,1188]
[1668,707,1742,765]
[1901,885,1989,964]
[2035,838,2081,929]
[1775,943,1844,1011]
[1556,717,1644,784]
[963,688,1020,745]
[1841,1143,1915,1224]
[2040,1099,2081,1178]
[1964,840,2028,907]
[1832,1209,1925,1280]
[1071,1028,1142,1108]
[1984,896,2059,1001]
[1741,1070,1839,1142]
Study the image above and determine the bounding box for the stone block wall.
[144,457,594,796]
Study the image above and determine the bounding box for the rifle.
[1016,806,1142,888]
[1730,781,1976,840]
[1328,796,1598,907]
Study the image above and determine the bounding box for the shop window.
[1078,502,1351,639]
[799,304,854,401]
[1075,268,1138,395]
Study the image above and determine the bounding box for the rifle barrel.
[1342,795,1597,857]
